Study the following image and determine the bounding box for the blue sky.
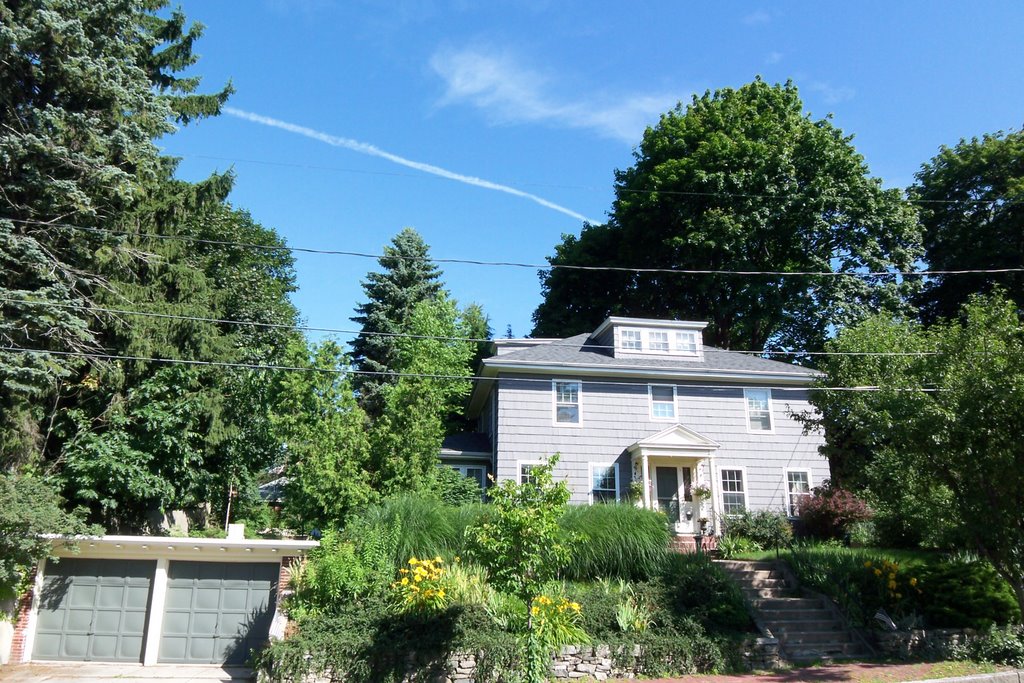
[160,1,1024,344]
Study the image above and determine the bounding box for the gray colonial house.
[440,317,828,538]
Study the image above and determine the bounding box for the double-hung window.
[553,380,581,424]
[621,329,643,350]
[648,330,670,352]
[590,463,619,503]
[675,331,698,354]
[786,470,811,517]
[744,388,773,432]
[649,384,677,420]
[721,469,747,514]
[519,461,543,485]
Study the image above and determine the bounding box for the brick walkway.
[621,662,1015,683]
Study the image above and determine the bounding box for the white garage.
[15,528,316,667]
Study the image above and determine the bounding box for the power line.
[9,217,1024,277]
[1,295,948,357]
[185,153,1009,207]
[2,345,941,392]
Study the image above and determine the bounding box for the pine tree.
[350,228,442,416]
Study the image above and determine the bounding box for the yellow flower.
[414,575,423,582]
[531,606,540,616]
[570,602,581,612]
[437,589,445,599]
[909,577,918,586]
[864,561,872,568]
[888,580,897,590]
[888,573,896,581]
[434,556,443,563]
[401,577,409,586]
[409,557,418,565]
[874,568,882,576]
[399,568,409,574]
[454,556,461,563]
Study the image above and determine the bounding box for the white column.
[641,454,651,510]
[143,558,169,666]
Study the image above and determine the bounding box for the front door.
[655,466,679,523]
[655,465,697,533]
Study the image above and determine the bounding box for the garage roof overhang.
[44,533,319,563]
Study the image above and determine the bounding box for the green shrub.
[722,509,792,549]
[918,560,1021,629]
[290,528,396,616]
[559,504,670,581]
[658,554,752,633]
[569,582,626,639]
[433,467,484,507]
[443,503,488,558]
[717,535,762,559]
[954,625,1024,667]
[847,520,877,546]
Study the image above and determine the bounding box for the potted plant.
[692,484,712,500]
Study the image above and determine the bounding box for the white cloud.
[429,47,680,144]
[765,51,783,65]
[223,107,598,224]
[742,9,771,25]
[807,81,856,105]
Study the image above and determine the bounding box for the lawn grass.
[733,545,939,567]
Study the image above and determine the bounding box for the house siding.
[494,374,827,509]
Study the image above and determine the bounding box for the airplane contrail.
[224,107,598,224]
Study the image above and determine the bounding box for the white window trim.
[517,460,546,485]
[718,465,748,515]
[552,378,583,427]
[648,384,678,421]
[588,462,621,504]
[617,327,702,358]
[743,388,775,434]
[784,467,813,518]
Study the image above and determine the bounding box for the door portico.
[628,424,720,535]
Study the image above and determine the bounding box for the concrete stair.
[717,560,873,664]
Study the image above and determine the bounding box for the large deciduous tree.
[533,79,921,353]
[912,129,1024,324]
[804,293,1024,616]
[350,228,442,417]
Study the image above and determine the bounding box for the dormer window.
[622,329,642,350]
[615,325,702,358]
[676,332,698,354]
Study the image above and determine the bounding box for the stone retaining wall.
[875,628,976,659]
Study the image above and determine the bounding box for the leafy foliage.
[558,503,670,581]
[533,78,921,353]
[805,293,1024,617]
[721,509,793,549]
[797,484,872,541]
[912,129,1024,324]
[954,625,1024,668]
[432,466,484,507]
[0,474,98,601]
[918,561,1020,629]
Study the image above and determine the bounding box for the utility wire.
[186,153,1010,207]
[9,217,1024,277]
[1,346,941,392]
[0,295,945,357]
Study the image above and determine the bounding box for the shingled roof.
[485,333,819,377]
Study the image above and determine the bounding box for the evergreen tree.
[350,228,442,416]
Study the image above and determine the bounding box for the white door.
[654,465,697,533]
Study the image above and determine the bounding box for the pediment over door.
[627,424,720,458]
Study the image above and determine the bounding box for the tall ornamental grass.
[559,504,670,581]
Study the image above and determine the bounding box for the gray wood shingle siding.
[493,374,827,509]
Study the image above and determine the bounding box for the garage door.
[32,558,155,662]
[158,561,278,665]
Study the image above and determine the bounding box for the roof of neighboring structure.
[440,432,492,455]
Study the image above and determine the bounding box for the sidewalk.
[0,663,253,682]
[624,662,1021,683]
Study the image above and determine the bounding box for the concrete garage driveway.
[0,663,254,682]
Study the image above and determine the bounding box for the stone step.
[777,630,853,645]
[787,646,870,663]
[742,587,800,599]
[716,560,776,570]
[722,568,783,581]
[759,607,834,621]
[769,619,844,632]
[751,597,824,610]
